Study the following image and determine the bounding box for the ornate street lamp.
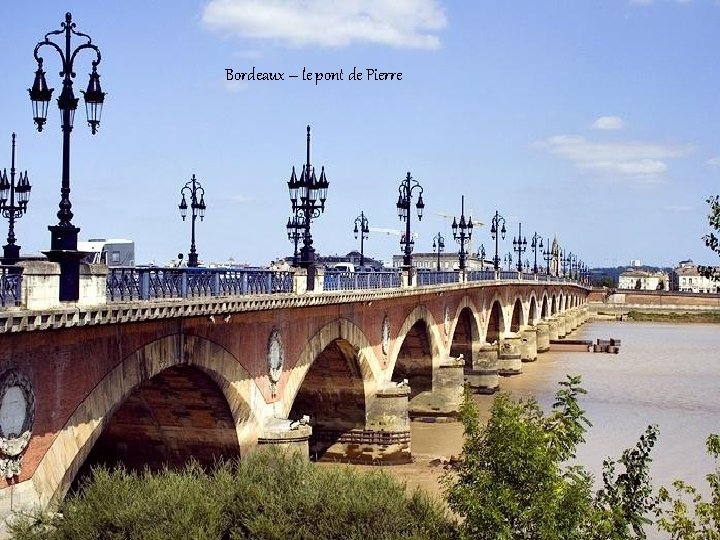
[490,210,506,272]
[29,12,106,301]
[286,214,302,267]
[504,252,513,271]
[561,249,570,278]
[530,232,543,274]
[512,222,527,273]
[396,171,424,273]
[178,174,206,267]
[288,126,329,290]
[452,195,473,271]
[432,232,444,271]
[477,243,486,268]
[0,134,32,265]
[542,238,552,275]
[353,211,369,267]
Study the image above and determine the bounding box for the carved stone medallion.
[381,315,390,355]
[267,330,284,397]
[0,369,34,478]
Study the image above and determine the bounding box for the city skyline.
[1,0,719,268]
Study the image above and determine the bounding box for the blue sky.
[2,0,719,268]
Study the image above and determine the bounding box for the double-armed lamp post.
[396,172,424,274]
[288,126,329,290]
[29,12,106,301]
[432,232,444,271]
[530,232,543,274]
[452,195,473,271]
[286,214,302,267]
[353,211,369,267]
[543,239,553,275]
[512,222,527,273]
[178,174,207,267]
[0,134,32,266]
[490,210,506,272]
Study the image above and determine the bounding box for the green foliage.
[10,448,456,540]
[699,195,720,281]
[657,434,720,539]
[443,376,659,540]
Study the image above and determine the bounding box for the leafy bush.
[10,448,456,540]
[443,376,659,540]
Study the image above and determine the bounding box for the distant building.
[618,268,668,290]
[629,259,642,267]
[670,260,719,293]
[391,252,488,271]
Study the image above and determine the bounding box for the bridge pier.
[258,420,312,456]
[498,335,522,375]
[520,327,538,362]
[465,343,499,394]
[547,317,560,340]
[408,357,465,421]
[556,314,567,338]
[536,321,550,353]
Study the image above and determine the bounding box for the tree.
[699,195,720,281]
[657,434,720,539]
[443,376,659,540]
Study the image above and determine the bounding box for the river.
[377,321,720,538]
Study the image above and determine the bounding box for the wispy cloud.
[592,116,624,130]
[224,80,248,93]
[534,134,692,179]
[202,0,447,49]
[230,194,258,203]
[705,157,720,166]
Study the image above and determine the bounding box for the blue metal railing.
[0,267,22,307]
[466,269,496,282]
[105,265,585,303]
[416,271,459,286]
[107,267,293,301]
[324,271,401,291]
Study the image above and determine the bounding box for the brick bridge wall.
[0,281,587,516]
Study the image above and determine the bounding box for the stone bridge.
[0,263,589,520]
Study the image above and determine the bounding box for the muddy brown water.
[334,321,720,538]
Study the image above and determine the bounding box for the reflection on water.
[391,321,720,539]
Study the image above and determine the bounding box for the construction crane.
[433,210,484,228]
[369,227,419,240]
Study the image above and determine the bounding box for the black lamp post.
[0,134,32,266]
[288,126,329,290]
[477,243,486,268]
[490,210,506,272]
[353,211,369,267]
[396,171,424,271]
[178,174,206,267]
[452,195,473,271]
[569,252,578,280]
[432,232,444,271]
[530,232,543,274]
[561,249,570,278]
[542,239,552,275]
[512,222,527,273]
[286,214,302,267]
[504,252,513,271]
[29,12,106,301]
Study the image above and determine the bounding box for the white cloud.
[202,0,447,49]
[592,116,624,130]
[535,134,692,179]
[706,157,720,166]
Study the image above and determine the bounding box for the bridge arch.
[485,298,506,344]
[389,305,444,399]
[541,294,549,319]
[528,294,539,326]
[510,297,524,332]
[551,294,557,315]
[448,297,482,368]
[32,334,259,507]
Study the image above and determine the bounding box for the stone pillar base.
[520,328,538,362]
[466,343,499,394]
[257,419,312,457]
[312,428,411,464]
[498,336,522,375]
[536,322,550,353]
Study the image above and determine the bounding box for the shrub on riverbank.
[10,448,456,540]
